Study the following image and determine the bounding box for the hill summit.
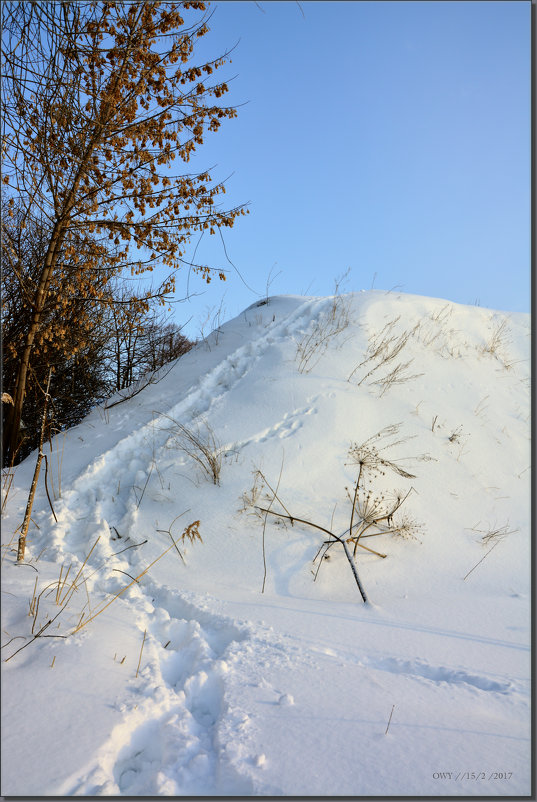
[1,291,531,796]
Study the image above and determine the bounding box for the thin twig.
[111,539,148,557]
[135,629,147,678]
[260,456,285,594]
[135,461,154,509]
[463,540,501,580]
[113,569,139,583]
[5,612,65,662]
[385,705,395,735]
[156,510,190,565]
[43,455,57,521]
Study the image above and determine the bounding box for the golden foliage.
[2,1,246,461]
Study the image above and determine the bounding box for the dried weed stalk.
[296,289,352,374]
[348,317,422,393]
[245,425,423,603]
[4,521,201,662]
[157,515,202,565]
[161,415,223,485]
[466,520,519,545]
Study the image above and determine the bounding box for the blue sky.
[172,1,531,337]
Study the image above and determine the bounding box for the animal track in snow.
[308,643,518,696]
[125,587,251,793]
[64,588,254,796]
[234,401,319,451]
[42,299,320,573]
[365,655,514,694]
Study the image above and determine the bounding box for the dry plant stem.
[256,506,368,603]
[43,455,57,521]
[343,535,387,558]
[296,292,351,373]
[113,569,139,583]
[17,370,52,563]
[349,318,419,384]
[156,511,191,565]
[112,539,148,558]
[59,537,101,606]
[1,635,25,650]
[259,459,286,594]
[257,469,293,520]
[32,580,64,634]
[7,622,67,661]
[373,360,424,397]
[135,461,154,509]
[352,487,414,557]
[348,465,363,544]
[254,504,389,557]
[463,540,501,581]
[385,705,395,735]
[466,521,518,544]
[347,423,417,479]
[104,364,176,411]
[77,539,148,591]
[73,533,192,634]
[1,468,15,514]
[136,629,147,678]
[5,602,69,662]
[55,564,72,604]
[28,576,39,617]
[161,414,222,485]
[81,573,92,618]
[313,534,386,575]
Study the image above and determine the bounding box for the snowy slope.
[1,291,531,797]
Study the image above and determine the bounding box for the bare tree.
[2,1,246,463]
[104,288,193,393]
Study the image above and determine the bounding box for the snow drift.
[1,290,531,796]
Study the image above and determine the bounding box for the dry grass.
[161,415,223,485]
[3,523,201,662]
[348,317,423,394]
[480,316,510,358]
[296,287,352,374]
[370,359,424,397]
[466,520,518,545]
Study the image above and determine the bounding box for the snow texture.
[1,291,531,796]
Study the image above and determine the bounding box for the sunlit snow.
[1,291,531,796]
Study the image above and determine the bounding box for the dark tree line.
[2,206,194,464]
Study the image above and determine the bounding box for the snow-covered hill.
[1,291,531,796]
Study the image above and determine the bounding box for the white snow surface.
[1,291,531,796]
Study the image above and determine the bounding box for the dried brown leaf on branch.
[2,1,247,464]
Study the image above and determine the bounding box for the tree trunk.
[16,370,52,562]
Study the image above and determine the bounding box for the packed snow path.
[1,292,531,796]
